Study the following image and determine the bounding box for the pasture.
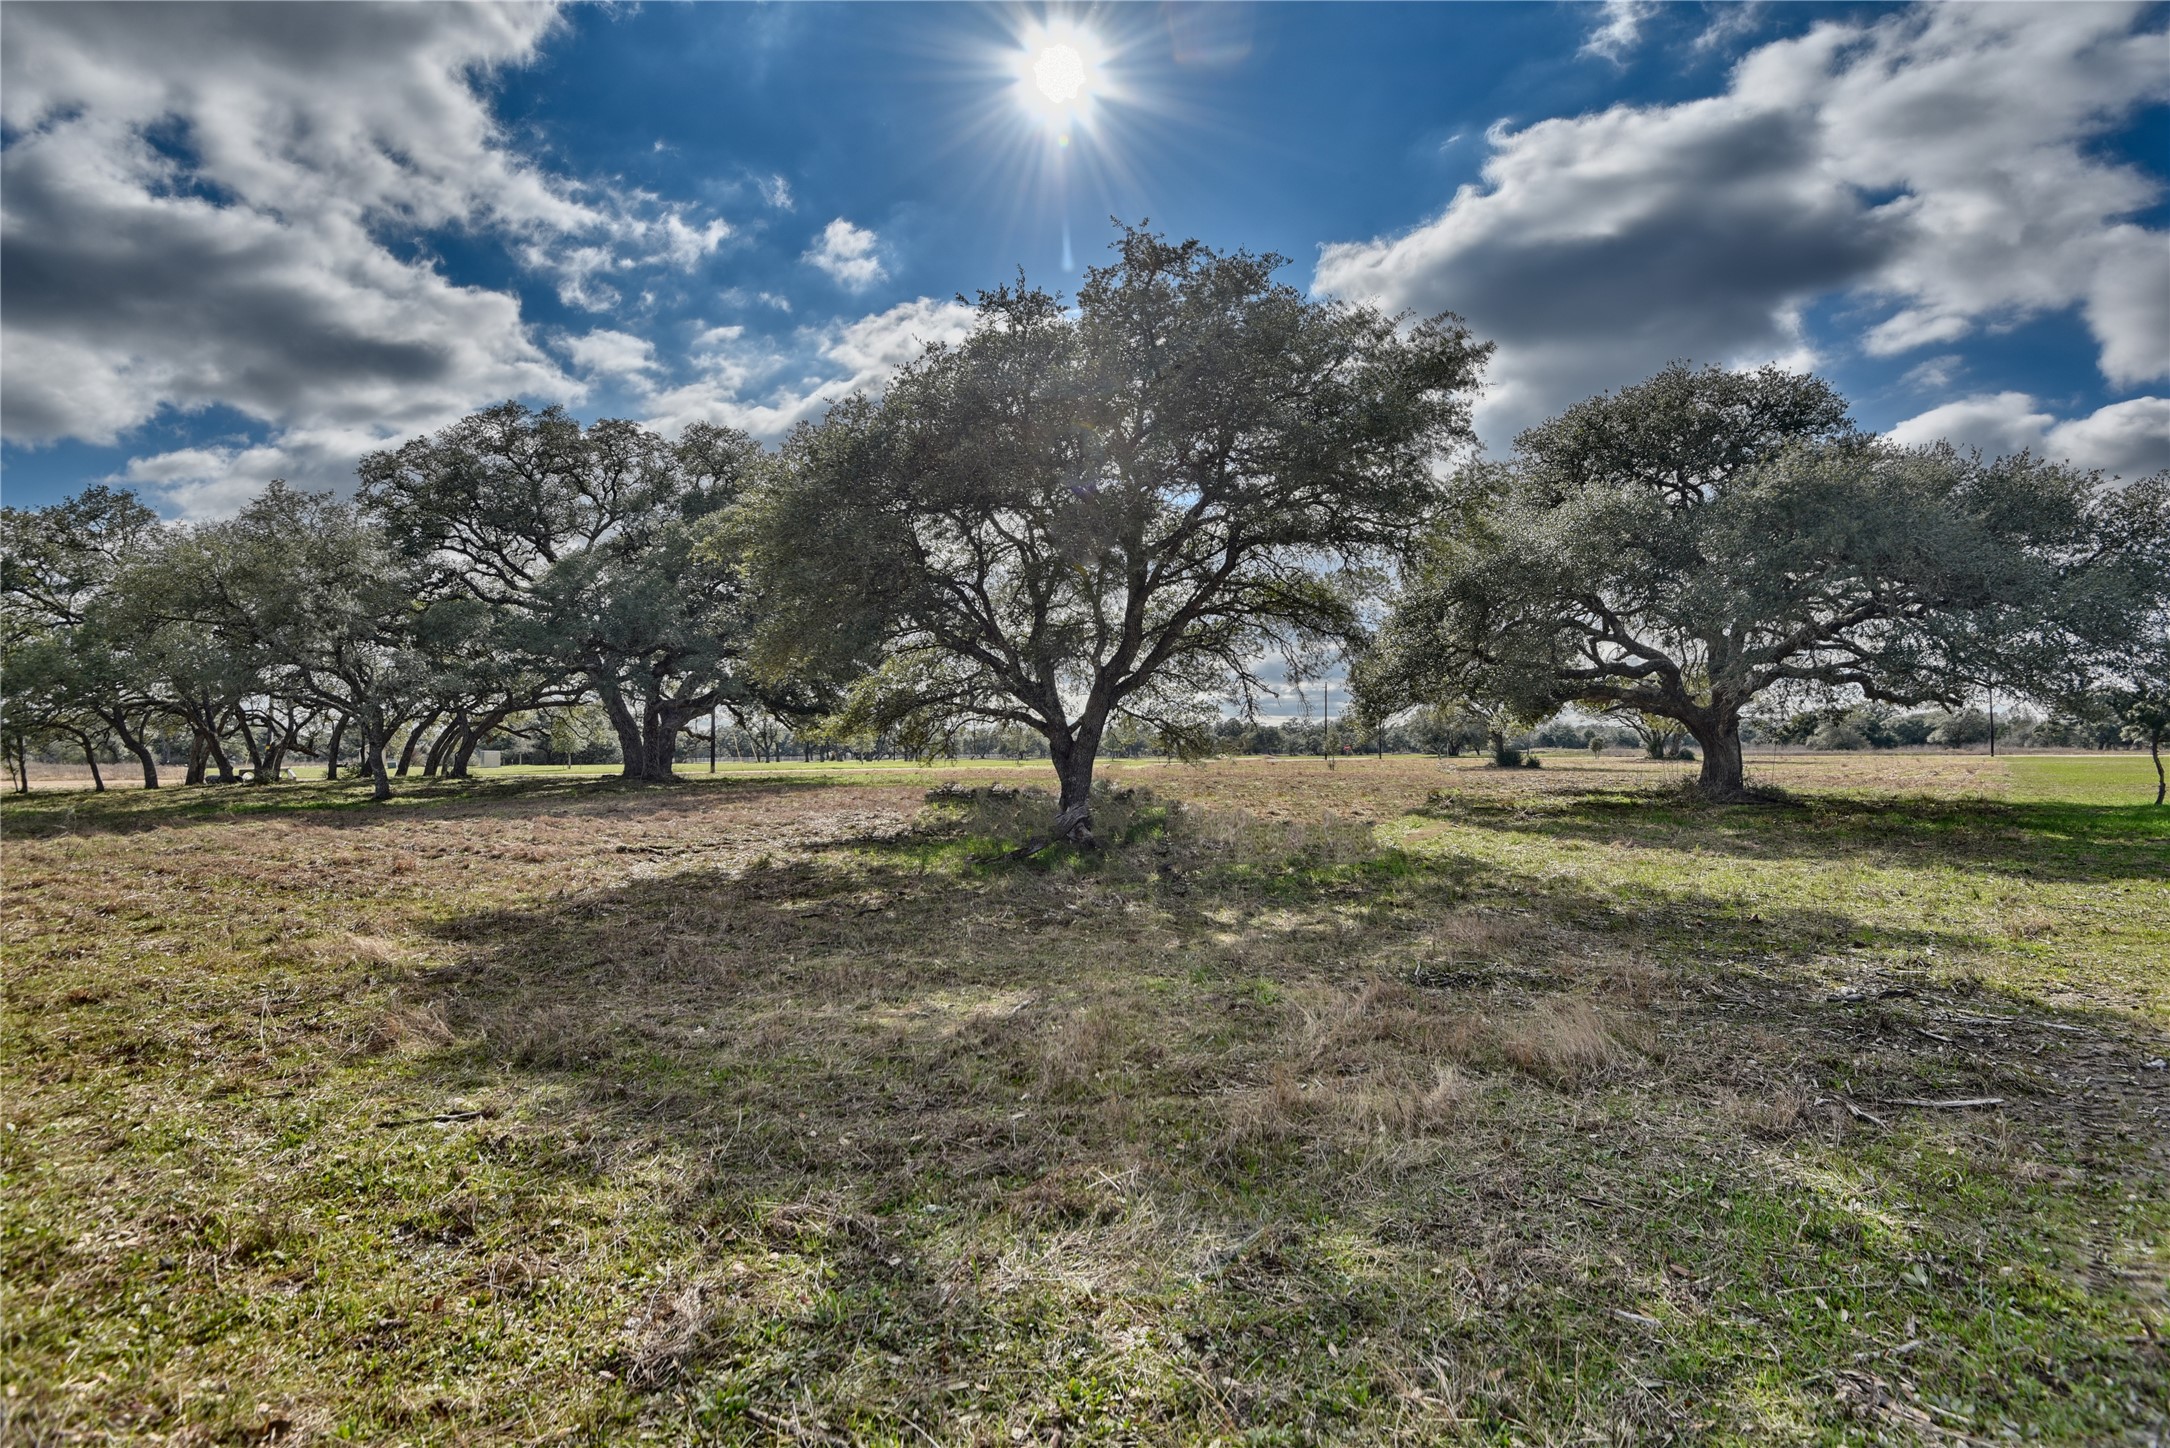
[3,753,2165,1445]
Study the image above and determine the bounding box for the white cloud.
[643,296,976,441]
[759,174,795,211]
[1581,1,1657,63]
[106,423,417,521]
[803,218,888,291]
[1315,4,2169,445]
[0,1,734,511]
[1886,393,2170,479]
[2043,398,2170,478]
[1898,354,1966,392]
[563,329,660,385]
[1692,2,1764,55]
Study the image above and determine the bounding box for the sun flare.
[1013,22,1104,130]
[1032,41,1087,105]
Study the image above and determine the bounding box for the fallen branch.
[373,1109,489,1129]
[1872,1097,2004,1110]
[1933,1010,2094,1037]
[745,1406,854,1446]
[1815,1095,1888,1128]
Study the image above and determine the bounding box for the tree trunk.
[594,678,659,781]
[110,713,159,789]
[361,711,393,803]
[206,728,235,784]
[325,715,346,780]
[603,687,694,782]
[236,713,266,783]
[79,734,106,792]
[1688,712,1747,797]
[423,713,464,777]
[396,710,440,777]
[448,729,480,779]
[2151,732,2164,807]
[1048,729,1101,847]
[447,706,512,779]
[186,731,208,785]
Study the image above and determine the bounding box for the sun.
[1013,21,1104,133]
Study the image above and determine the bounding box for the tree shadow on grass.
[1412,785,2170,884]
[0,770,847,839]
[382,809,2168,1439]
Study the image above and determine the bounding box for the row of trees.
[7,228,2168,819]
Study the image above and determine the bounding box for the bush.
[1809,720,1869,750]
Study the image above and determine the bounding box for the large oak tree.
[734,228,1490,841]
[360,406,766,781]
[1356,364,2167,796]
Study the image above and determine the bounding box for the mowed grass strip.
[3,755,2165,1445]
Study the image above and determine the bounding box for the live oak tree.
[169,483,428,802]
[0,487,170,787]
[1355,364,2165,797]
[360,406,766,781]
[734,228,1490,843]
[2109,611,2170,805]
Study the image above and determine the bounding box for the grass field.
[4,753,2165,1445]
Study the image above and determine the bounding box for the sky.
[3,0,2167,522]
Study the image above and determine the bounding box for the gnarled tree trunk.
[597,675,706,782]
[396,710,440,777]
[107,711,159,789]
[1046,724,1102,847]
[359,708,393,802]
[1682,707,1747,797]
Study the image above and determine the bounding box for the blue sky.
[3,1,2166,518]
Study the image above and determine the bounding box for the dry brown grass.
[1492,996,1651,1088]
[3,755,2165,1446]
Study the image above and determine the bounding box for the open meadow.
[3,753,2165,1446]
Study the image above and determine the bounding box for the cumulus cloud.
[642,296,976,440]
[1315,3,2169,445]
[562,329,661,385]
[1886,393,2170,479]
[1,1,732,510]
[803,219,888,291]
[105,424,416,521]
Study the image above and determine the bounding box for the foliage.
[1357,364,2168,796]
[733,227,1490,839]
[360,405,776,780]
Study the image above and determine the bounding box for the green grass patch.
[2007,750,2166,806]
